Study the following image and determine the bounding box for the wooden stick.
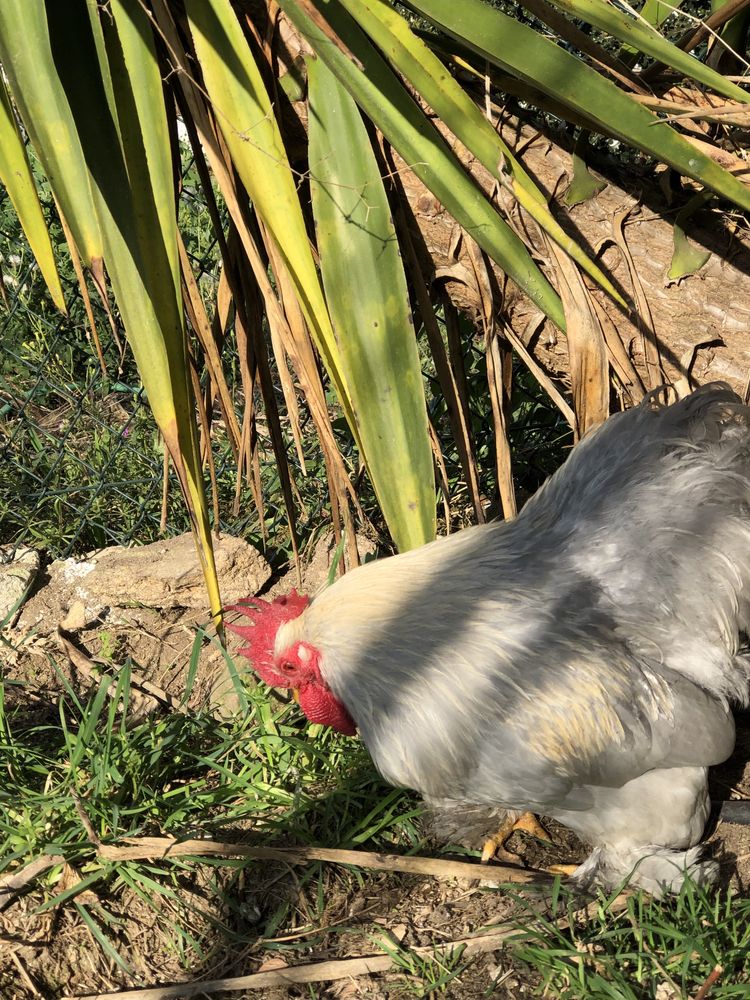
[63,925,519,999]
[0,854,64,912]
[693,963,723,1000]
[64,891,631,1000]
[56,629,186,717]
[11,952,42,997]
[97,836,549,885]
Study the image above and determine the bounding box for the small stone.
[0,546,40,624]
[59,600,92,632]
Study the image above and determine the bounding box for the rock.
[0,546,40,624]
[17,533,271,633]
[64,532,271,611]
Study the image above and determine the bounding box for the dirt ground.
[2,535,750,999]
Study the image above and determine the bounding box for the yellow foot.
[546,863,578,877]
[481,811,551,864]
[512,812,551,842]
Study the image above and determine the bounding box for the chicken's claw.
[481,811,551,864]
[545,863,578,877]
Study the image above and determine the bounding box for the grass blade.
[74,902,132,974]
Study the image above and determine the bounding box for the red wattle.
[298,685,357,736]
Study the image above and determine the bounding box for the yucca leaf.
[0,79,65,313]
[641,0,683,27]
[105,0,222,623]
[406,0,750,213]
[108,1,181,309]
[338,0,625,307]
[0,0,103,264]
[564,137,608,207]
[279,0,566,330]
[309,57,436,549]
[183,0,355,416]
[537,0,750,104]
[668,193,713,282]
[0,0,223,624]
[185,0,438,549]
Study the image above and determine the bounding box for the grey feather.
[277,384,750,893]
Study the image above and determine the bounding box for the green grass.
[509,879,750,998]
[1,666,423,867]
[0,649,422,967]
[379,940,470,996]
[3,642,750,996]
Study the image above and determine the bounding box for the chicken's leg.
[481,811,551,863]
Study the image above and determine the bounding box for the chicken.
[229,383,750,895]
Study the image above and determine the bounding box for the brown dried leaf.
[395,186,484,523]
[611,207,664,389]
[178,232,242,454]
[465,238,516,518]
[57,205,107,375]
[589,296,645,405]
[486,329,517,519]
[683,134,750,180]
[256,957,290,973]
[548,242,609,438]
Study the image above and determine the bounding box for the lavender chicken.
[229,383,750,895]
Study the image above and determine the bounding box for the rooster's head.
[226,590,357,736]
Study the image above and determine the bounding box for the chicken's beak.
[292,689,300,703]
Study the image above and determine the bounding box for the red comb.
[226,590,310,688]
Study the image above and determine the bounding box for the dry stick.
[56,629,187,718]
[693,964,724,1000]
[97,837,548,885]
[10,952,42,998]
[428,417,453,528]
[71,793,101,848]
[631,94,750,127]
[178,232,243,455]
[65,883,631,1000]
[0,854,64,912]
[502,316,577,431]
[441,294,486,523]
[188,358,221,533]
[63,927,517,1000]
